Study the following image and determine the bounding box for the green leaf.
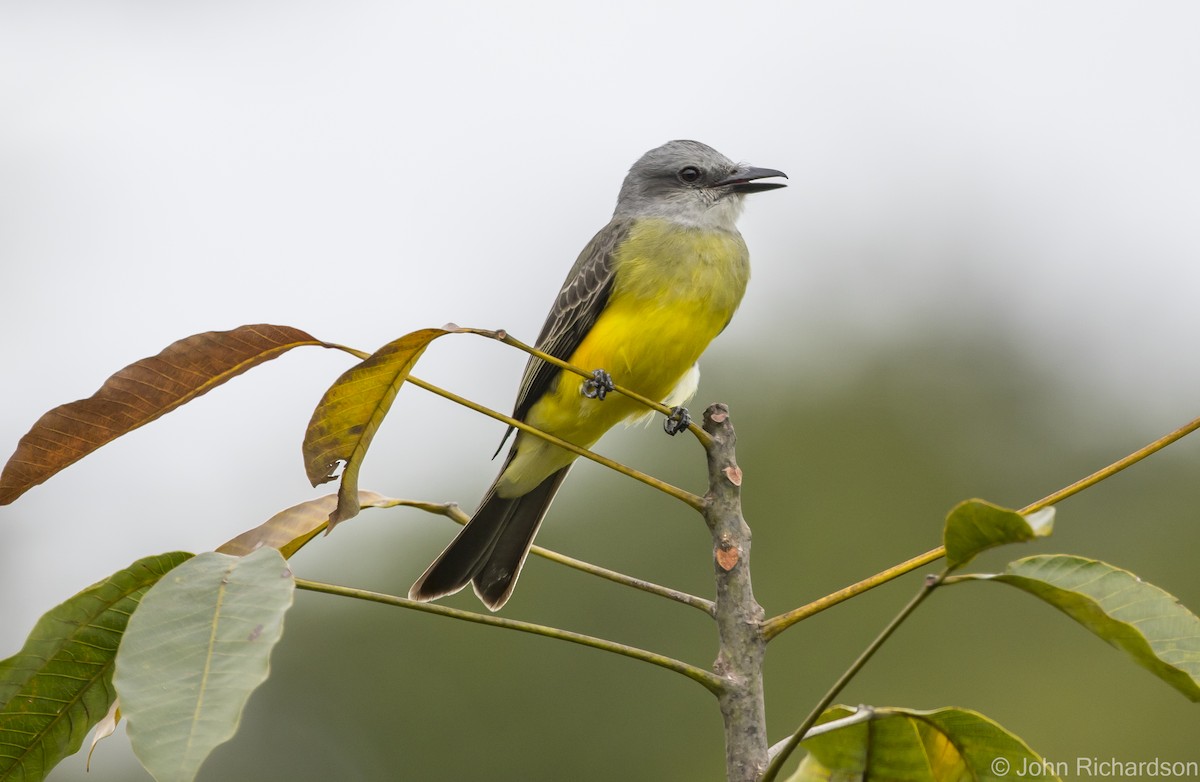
[303,327,450,529]
[1,325,331,505]
[215,490,399,558]
[0,552,192,782]
[958,554,1200,701]
[943,499,1054,570]
[788,705,1058,781]
[114,548,295,782]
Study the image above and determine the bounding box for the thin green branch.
[761,546,943,641]
[463,327,715,448]
[294,577,724,694]
[1018,412,1200,514]
[398,499,715,616]
[760,574,943,782]
[324,337,713,609]
[406,373,705,510]
[761,412,1200,642]
[322,331,706,508]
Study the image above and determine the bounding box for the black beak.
[716,165,788,193]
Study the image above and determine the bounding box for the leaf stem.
[405,374,705,510]
[759,574,943,782]
[761,412,1200,641]
[322,342,371,360]
[323,331,707,508]
[294,577,724,693]
[766,706,875,758]
[1018,413,1200,514]
[463,327,715,448]
[395,499,715,615]
[761,546,943,641]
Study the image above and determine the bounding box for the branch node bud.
[716,535,740,572]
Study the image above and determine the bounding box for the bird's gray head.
[613,140,787,230]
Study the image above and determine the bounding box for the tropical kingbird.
[409,140,786,610]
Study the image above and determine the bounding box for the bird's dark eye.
[677,166,702,184]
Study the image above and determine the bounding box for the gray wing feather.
[493,218,632,454]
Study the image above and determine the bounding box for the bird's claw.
[582,369,614,401]
[664,406,691,436]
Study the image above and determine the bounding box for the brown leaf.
[1,324,329,505]
[216,490,397,558]
[303,328,451,530]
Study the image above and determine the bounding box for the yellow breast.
[499,218,750,496]
[588,219,749,383]
[532,219,748,439]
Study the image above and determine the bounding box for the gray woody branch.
[702,404,769,782]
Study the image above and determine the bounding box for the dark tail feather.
[472,467,570,609]
[408,466,571,611]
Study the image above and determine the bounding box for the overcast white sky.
[3,0,1199,696]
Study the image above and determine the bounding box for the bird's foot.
[663,406,691,436]
[581,369,614,401]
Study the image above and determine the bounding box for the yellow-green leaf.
[958,555,1200,700]
[1,325,331,505]
[944,499,1054,570]
[788,705,1058,782]
[303,328,450,529]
